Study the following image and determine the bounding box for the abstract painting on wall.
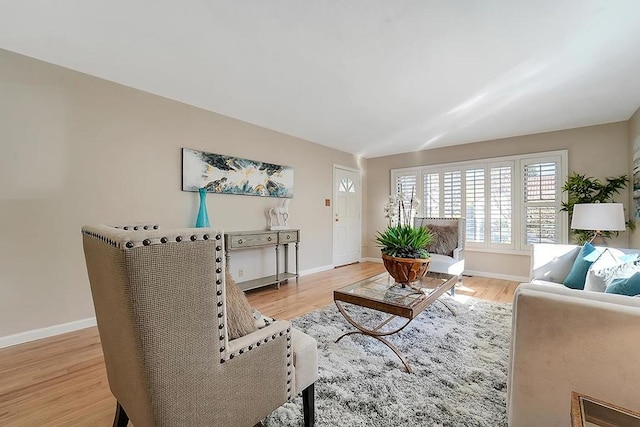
[182,148,294,198]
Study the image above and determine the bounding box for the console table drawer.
[278,231,298,243]
[227,233,277,249]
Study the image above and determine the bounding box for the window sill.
[465,247,531,256]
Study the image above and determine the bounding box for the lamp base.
[588,231,607,246]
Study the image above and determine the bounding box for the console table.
[224,229,299,291]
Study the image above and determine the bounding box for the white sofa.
[529,243,640,289]
[507,243,640,426]
[508,283,640,426]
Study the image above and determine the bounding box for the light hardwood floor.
[0,262,518,426]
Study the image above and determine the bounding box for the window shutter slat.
[392,172,418,226]
[443,171,462,218]
[523,162,558,244]
[490,166,512,244]
[466,168,485,242]
[423,173,439,217]
[395,174,417,203]
[523,162,557,202]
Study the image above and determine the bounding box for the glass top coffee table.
[333,271,458,373]
[571,391,640,426]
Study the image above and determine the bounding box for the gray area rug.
[263,295,511,427]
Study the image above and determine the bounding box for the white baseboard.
[464,269,528,283]
[300,264,334,276]
[0,317,97,349]
[361,257,383,263]
[0,264,331,349]
[0,266,524,350]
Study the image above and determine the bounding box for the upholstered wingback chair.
[413,217,465,281]
[82,224,318,427]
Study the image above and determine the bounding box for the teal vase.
[195,187,210,228]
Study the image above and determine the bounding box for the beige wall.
[1,46,636,340]
[366,123,631,279]
[0,49,364,338]
[630,106,640,248]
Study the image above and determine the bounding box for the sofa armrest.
[453,247,464,261]
[530,243,580,283]
[508,284,640,426]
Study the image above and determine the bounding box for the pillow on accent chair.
[563,243,598,290]
[605,272,640,296]
[425,225,458,257]
[225,271,258,339]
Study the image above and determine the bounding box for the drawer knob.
[287,235,291,240]
[268,236,272,241]
[238,239,243,244]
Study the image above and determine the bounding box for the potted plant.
[376,191,433,287]
[561,172,635,244]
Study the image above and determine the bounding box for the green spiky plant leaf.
[375,224,433,259]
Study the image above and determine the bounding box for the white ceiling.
[1,1,640,158]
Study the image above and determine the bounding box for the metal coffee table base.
[335,300,456,373]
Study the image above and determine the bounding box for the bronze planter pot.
[381,254,431,287]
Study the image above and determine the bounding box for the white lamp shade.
[570,203,626,231]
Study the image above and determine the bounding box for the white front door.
[333,165,362,266]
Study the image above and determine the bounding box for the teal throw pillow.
[563,242,598,290]
[605,272,640,296]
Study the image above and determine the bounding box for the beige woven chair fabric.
[82,225,290,427]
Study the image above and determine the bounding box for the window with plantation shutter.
[443,171,462,218]
[423,173,439,217]
[391,170,418,225]
[522,161,559,246]
[490,165,512,245]
[393,171,417,202]
[466,168,485,242]
[390,150,566,253]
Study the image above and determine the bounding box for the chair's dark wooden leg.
[113,401,129,427]
[302,383,315,427]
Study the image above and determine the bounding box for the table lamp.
[570,203,626,243]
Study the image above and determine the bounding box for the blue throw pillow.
[563,243,598,290]
[605,272,640,296]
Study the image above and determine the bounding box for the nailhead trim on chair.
[214,233,229,362]
[96,228,298,400]
[221,327,294,401]
[81,226,305,398]
[81,228,217,250]
[215,277,294,404]
[81,230,120,248]
[114,223,160,231]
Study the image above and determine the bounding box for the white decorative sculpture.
[267,199,290,230]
